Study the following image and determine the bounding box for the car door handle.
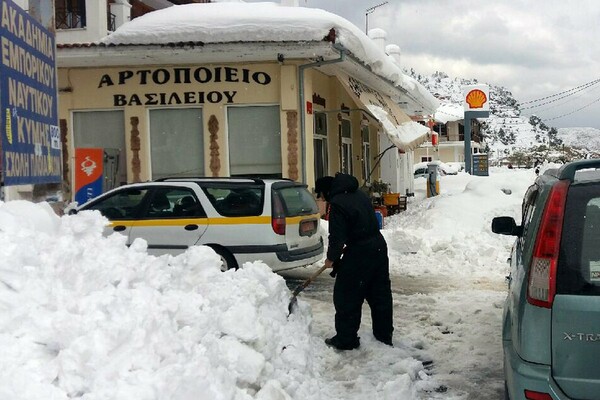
[113,225,127,232]
[184,224,199,231]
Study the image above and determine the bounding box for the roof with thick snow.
[85,1,438,115]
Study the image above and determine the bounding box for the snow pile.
[0,202,319,400]
[384,168,535,278]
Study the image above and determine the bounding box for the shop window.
[55,0,86,29]
[341,119,352,174]
[314,112,328,180]
[228,105,282,178]
[73,110,127,185]
[149,108,204,179]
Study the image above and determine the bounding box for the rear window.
[275,186,318,217]
[557,182,600,295]
[202,185,264,217]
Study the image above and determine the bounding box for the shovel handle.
[291,263,329,297]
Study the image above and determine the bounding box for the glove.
[330,260,341,278]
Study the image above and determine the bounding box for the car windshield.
[85,188,149,220]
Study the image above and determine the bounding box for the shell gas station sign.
[461,84,490,175]
[463,84,490,112]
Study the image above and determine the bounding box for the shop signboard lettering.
[0,0,61,185]
[98,67,273,107]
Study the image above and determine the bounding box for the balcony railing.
[458,133,482,143]
[55,6,87,29]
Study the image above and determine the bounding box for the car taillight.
[271,194,286,235]
[527,180,569,308]
[524,390,553,400]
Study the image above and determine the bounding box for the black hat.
[315,176,334,201]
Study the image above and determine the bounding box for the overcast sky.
[249,0,600,129]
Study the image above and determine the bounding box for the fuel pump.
[426,162,440,198]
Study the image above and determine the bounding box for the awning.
[336,71,430,151]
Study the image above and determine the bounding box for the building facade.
[6,0,438,203]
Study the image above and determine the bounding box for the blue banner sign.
[1,0,61,185]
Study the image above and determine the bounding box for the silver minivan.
[72,177,324,271]
[492,160,600,400]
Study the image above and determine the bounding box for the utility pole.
[365,1,388,33]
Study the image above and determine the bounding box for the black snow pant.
[333,235,393,345]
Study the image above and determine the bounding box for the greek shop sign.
[98,67,273,107]
[1,0,61,185]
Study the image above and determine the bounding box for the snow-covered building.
[51,0,438,200]
[414,102,484,165]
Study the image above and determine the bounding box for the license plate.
[299,219,317,236]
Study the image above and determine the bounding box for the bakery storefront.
[59,64,406,200]
[57,42,436,205]
[59,63,293,196]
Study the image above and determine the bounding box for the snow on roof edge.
[96,2,438,114]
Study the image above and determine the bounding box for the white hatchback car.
[413,160,459,179]
[71,177,324,271]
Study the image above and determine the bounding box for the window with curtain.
[227,105,282,178]
[149,108,204,179]
[73,110,126,184]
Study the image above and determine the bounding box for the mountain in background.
[406,70,600,165]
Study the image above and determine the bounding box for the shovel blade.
[287,295,298,315]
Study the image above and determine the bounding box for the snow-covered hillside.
[557,127,600,151]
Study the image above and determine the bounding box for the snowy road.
[278,169,535,399]
[282,265,507,399]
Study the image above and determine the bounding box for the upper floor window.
[55,0,86,29]
[433,122,448,136]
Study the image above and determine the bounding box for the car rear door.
[552,181,600,399]
[128,185,208,256]
[272,182,322,254]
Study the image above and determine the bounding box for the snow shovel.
[288,264,329,315]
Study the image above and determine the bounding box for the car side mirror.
[491,216,522,236]
[64,201,79,215]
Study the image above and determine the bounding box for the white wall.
[12,0,27,9]
[379,131,415,196]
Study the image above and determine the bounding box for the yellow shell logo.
[465,89,487,109]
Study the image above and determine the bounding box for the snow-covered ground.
[0,166,539,399]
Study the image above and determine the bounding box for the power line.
[524,83,600,117]
[521,79,600,110]
[520,78,600,105]
[541,94,600,122]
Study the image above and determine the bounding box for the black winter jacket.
[326,174,382,261]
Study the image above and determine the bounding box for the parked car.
[71,177,324,271]
[491,159,600,400]
[413,160,459,179]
